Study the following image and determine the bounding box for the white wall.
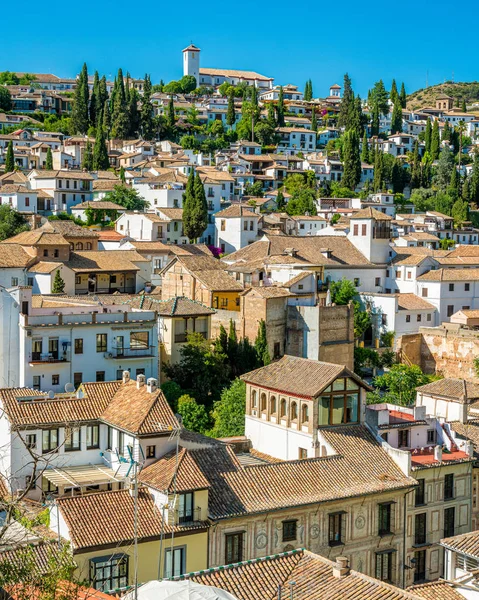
[245,415,314,461]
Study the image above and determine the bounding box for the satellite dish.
[64,382,75,393]
[48,390,55,399]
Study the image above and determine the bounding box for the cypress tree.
[276,189,285,211]
[128,88,140,137]
[215,324,228,355]
[182,171,196,241]
[119,166,126,184]
[309,79,313,100]
[102,101,111,137]
[5,141,14,172]
[267,102,276,128]
[52,270,65,294]
[471,154,479,202]
[390,79,398,104]
[411,140,421,189]
[462,175,471,202]
[226,89,236,129]
[97,76,108,121]
[391,98,403,134]
[192,172,208,241]
[277,86,285,127]
[140,74,154,140]
[167,96,175,129]
[304,80,312,102]
[82,140,93,170]
[349,95,363,136]
[399,82,407,108]
[45,146,53,170]
[338,73,353,130]
[371,103,380,137]
[430,119,440,160]
[71,62,89,134]
[311,107,317,131]
[442,120,451,142]
[361,130,369,163]
[90,71,99,127]
[425,118,432,153]
[254,320,270,366]
[93,122,109,170]
[462,98,467,112]
[111,68,129,139]
[373,149,383,192]
[342,129,361,190]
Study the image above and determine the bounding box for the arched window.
[260,393,267,412]
[270,396,277,414]
[69,243,74,250]
[86,242,92,250]
[302,404,309,423]
[251,390,257,408]
[291,401,298,421]
[280,398,287,418]
[75,242,83,250]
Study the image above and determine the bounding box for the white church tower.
[347,207,392,264]
[183,44,201,84]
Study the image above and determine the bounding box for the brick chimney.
[122,370,130,384]
[332,556,350,579]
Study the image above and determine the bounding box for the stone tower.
[182,44,201,84]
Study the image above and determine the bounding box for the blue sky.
[1,0,474,98]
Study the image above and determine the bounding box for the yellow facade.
[212,291,240,311]
[73,531,208,588]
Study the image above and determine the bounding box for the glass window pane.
[319,397,330,425]
[333,379,345,391]
[346,394,359,423]
[346,378,359,390]
[332,396,345,424]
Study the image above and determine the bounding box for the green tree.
[209,378,246,438]
[89,71,99,127]
[276,189,285,211]
[5,141,14,172]
[177,394,210,433]
[179,75,197,93]
[111,68,129,139]
[127,87,140,137]
[277,86,285,127]
[361,130,369,163]
[0,205,29,240]
[45,146,53,170]
[51,269,65,293]
[430,119,440,160]
[370,80,389,116]
[338,73,353,130]
[141,74,155,140]
[106,185,148,211]
[390,79,398,104]
[462,98,467,112]
[424,118,432,153]
[330,278,371,339]
[254,320,270,365]
[371,364,436,406]
[215,324,228,356]
[399,82,407,108]
[342,129,361,190]
[373,147,383,192]
[70,62,89,134]
[442,119,451,142]
[304,79,313,101]
[390,98,403,134]
[119,165,126,183]
[226,88,236,129]
[452,198,469,227]
[311,106,317,132]
[218,81,231,97]
[434,147,455,190]
[102,99,111,136]
[254,121,276,146]
[161,380,185,412]
[167,95,176,129]
[471,154,479,202]
[92,122,109,170]
[82,140,93,170]
[371,103,380,137]
[0,87,12,111]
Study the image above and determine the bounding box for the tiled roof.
[391,254,432,266]
[1,231,70,246]
[182,548,421,599]
[0,243,36,268]
[56,488,206,551]
[408,581,466,600]
[41,221,100,239]
[130,296,215,316]
[65,250,147,272]
[416,378,479,401]
[447,245,479,257]
[0,542,65,577]
[241,286,292,298]
[30,170,94,180]
[283,271,313,289]
[28,261,62,273]
[399,232,439,241]
[215,205,258,218]
[396,293,435,311]
[173,255,243,291]
[418,268,479,282]
[350,207,392,221]
[71,200,125,210]
[199,67,273,81]
[241,355,368,398]
[441,529,479,559]
[157,208,184,220]
[139,448,211,492]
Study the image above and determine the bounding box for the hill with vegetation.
[407,81,479,111]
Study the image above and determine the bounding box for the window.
[270,396,277,414]
[447,305,454,317]
[76,242,83,250]
[42,429,59,454]
[65,427,81,451]
[422,288,428,297]
[107,426,113,451]
[118,431,124,455]
[221,220,226,231]
[301,404,309,423]
[417,314,422,322]
[414,513,427,546]
[74,339,83,354]
[54,249,59,258]
[25,434,36,449]
[444,473,454,500]
[406,315,411,323]
[427,429,436,444]
[73,372,82,388]
[273,341,280,358]
[251,390,257,408]
[280,398,287,418]
[243,220,248,231]
[318,382,359,426]
[96,371,105,382]
[90,554,128,591]
[96,333,107,352]
[375,551,394,583]
[146,445,156,459]
[130,331,149,350]
[353,278,360,286]
[465,283,470,291]
[444,507,455,537]
[25,197,30,207]
[382,314,387,326]
[282,520,297,542]
[298,447,307,459]
[291,401,298,421]
[414,550,426,583]
[427,314,431,322]
[225,532,243,564]
[362,224,367,236]
[449,283,455,292]
[43,249,48,257]
[27,277,34,287]
[398,429,409,448]
[353,224,358,236]
[164,547,186,578]
[11,277,18,286]
[86,242,92,250]
[407,271,412,279]
[178,492,194,523]
[375,277,381,286]
[86,424,99,449]
[329,512,344,546]
[52,374,59,386]
[416,479,425,506]
[378,502,392,535]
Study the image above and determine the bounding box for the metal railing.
[104,346,155,358]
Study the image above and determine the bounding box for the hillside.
[407,81,479,111]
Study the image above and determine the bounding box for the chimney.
[320,248,332,259]
[136,373,146,389]
[147,377,158,394]
[122,370,130,384]
[332,556,350,579]
[434,445,443,462]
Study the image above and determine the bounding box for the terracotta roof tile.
[416,378,479,401]
[139,448,210,493]
[1,231,70,246]
[350,207,392,220]
[418,268,479,282]
[215,205,258,218]
[65,250,147,272]
[441,529,479,559]
[0,244,36,268]
[396,293,435,311]
[408,581,465,600]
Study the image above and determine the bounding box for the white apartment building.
[291,215,327,236]
[215,204,260,254]
[0,185,38,213]
[28,169,94,214]
[0,287,158,390]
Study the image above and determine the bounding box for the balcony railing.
[30,352,70,363]
[104,346,155,359]
[174,331,207,344]
[175,507,202,525]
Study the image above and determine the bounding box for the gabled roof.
[396,293,435,311]
[350,207,392,221]
[240,355,370,398]
[415,378,479,402]
[40,220,100,239]
[417,268,479,282]
[408,581,466,600]
[0,243,36,268]
[65,250,147,272]
[441,529,479,560]
[215,204,258,218]
[1,231,70,246]
[130,295,215,316]
[165,255,243,292]
[139,447,210,493]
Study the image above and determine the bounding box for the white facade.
[183,45,200,83]
[215,212,260,254]
[415,278,479,323]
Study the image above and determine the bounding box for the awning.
[42,464,123,488]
